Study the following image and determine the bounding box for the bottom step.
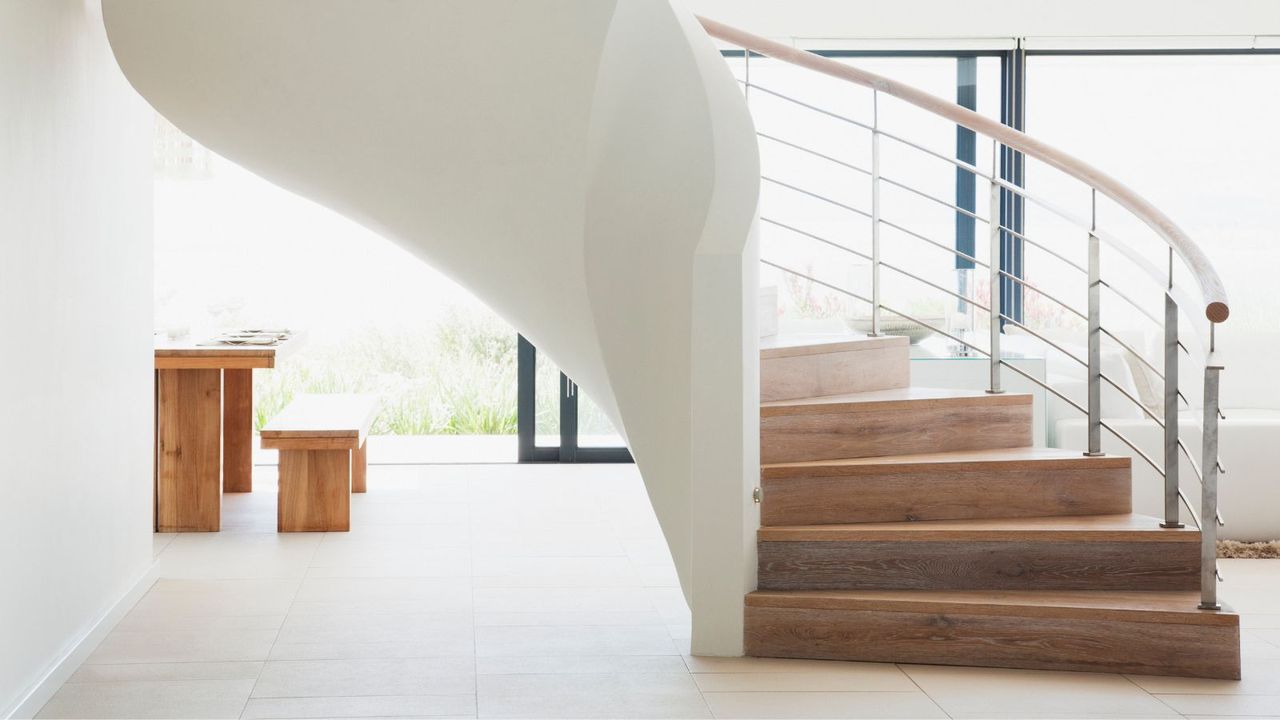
[745,590,1240,679]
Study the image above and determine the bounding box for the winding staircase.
[750,336,1238,679]
[700,20,1242,679]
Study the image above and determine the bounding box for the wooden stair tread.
[746,590,1240,678]
[759,333,907,359]
[759,447,1132,525]
[763,447,1130,479]
[746,589,1237,626]
[758,513,1198,542]
[762,386,1032,417]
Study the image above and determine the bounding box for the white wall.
[686,0,1280,44]
[0,1,154,715]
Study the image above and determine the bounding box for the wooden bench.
[260,394,379,532]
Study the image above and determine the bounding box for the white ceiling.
[683,0,1280,49]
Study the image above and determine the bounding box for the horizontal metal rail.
[998,270,1088,322]
[996,222,1089,276]
[758,132,872,177]
[763,176,872,220]
[885,261,990,311]
[1174,439,1226,526]
[879,175,989,224]
[880,304,989,358]
[744,82,874,133]
[877,218,988,267]
[760,259,873,307]
[1179,488,1204,531]
[760,258,989,358]
[998,314,1086,368]
[760,217,872,262]
[1098,279,1181,349]
[1100,327,1162,381]
[1098,419,1164,477]
[1101,372,1164,426]
[998,358,1086,415]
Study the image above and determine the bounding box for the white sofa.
[1057,410,1280,541]
[1008,321,1280,541]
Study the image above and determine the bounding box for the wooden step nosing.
[745,604,1241,679]
[744,593,1238,627]
[761,455,1131,479]
[757,529,1200,543]
[760,336,907,359]
[762,392,1033,418]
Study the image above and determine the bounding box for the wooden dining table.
[154,334,297,532]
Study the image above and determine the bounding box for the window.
[1024,53,1280,408]
[154,116,627,461]
[735,53,1005,343]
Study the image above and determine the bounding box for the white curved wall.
[103,0,760,654]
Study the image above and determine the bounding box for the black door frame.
[516,335,634,464]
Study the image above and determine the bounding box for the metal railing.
[702,17,1230,611]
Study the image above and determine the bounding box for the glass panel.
[577,389,624,448]
[533,350,561,447]
[739,54,1002,347]
[153,117,520,450]
[1024,54,1280,409]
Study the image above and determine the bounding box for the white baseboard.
[5,561,159,720]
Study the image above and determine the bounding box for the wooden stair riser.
[745,605,1240,680]
[757,540,1201,592]
[761,461,1131,526]
[761,339,908,401]
[761,400,1032,463]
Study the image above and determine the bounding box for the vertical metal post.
[986,142,1003,394]
[1086,189,1103,456]
[870,90,882,337]
[1200,362,1223,610]
[1162,262,1183,527]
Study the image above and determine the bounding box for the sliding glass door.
[516,335,632,463]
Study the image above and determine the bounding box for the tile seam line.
[241,542,316,716]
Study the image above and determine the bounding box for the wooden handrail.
[699,16,1230,324]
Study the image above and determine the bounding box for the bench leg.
[352,440,367,493]
[278,449,350,532]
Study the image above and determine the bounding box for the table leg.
[222,368,254,492]
[156,368,222,531]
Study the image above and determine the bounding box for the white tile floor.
[35,462,1280,719]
